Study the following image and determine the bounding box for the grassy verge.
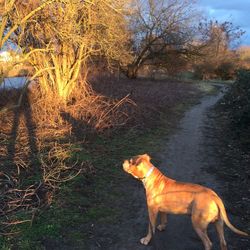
[1,118,172,249]
[0,80,218,249]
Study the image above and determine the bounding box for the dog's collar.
[140,166,154,181]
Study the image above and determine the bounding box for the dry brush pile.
[0,83,136,235]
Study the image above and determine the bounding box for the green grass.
[195,81,219,95]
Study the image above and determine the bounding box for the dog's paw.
[140,236,151,245]
[157,224,166,231]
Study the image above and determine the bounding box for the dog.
[123,154,249,250]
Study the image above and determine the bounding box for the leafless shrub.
[64,94,137,132]
[40,143,82,188]
[29,80,137,134]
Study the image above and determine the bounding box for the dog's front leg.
[140,208,158,245]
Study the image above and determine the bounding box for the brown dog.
[123,154,249,250]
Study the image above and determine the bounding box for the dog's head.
[123,154,152,180]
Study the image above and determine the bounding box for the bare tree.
[0,0,60,114]
[6,0,131,102]
[193,20,244,79]
[0,0,57,49]
[198,20,244,59]
[125,0,200,78]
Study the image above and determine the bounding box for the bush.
[193,63,216,80]
[222,69,250,147]
[216,62,236,80]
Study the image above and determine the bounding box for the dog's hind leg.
[157,212,167,231]
[192,214,212,250]
[215,219,227,250]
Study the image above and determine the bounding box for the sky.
[198,0,250,46]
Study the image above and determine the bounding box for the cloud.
[198,0,250,45]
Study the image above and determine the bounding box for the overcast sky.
[198,0,250,46]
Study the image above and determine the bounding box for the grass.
[0,111,173,249]
[1,113,187,248]
[0,80,218,249]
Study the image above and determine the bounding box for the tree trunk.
[126,64,139,79]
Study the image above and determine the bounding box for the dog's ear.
[131,156,141,166]
[131,154,151,166]
[141,154,151,162]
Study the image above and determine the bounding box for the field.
[1,1,250,249]
[0,77,205,249]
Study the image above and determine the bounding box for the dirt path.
[153,86,225,250]
[110,84,249,250]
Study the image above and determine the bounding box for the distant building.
[0,51,20,62]
[0,51,11,62]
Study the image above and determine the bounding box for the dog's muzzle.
[123,160,130,172]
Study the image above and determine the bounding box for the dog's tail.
[214,195,249,236]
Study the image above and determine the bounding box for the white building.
[0,51,20,62]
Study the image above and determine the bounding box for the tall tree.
[126,0,199,78]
